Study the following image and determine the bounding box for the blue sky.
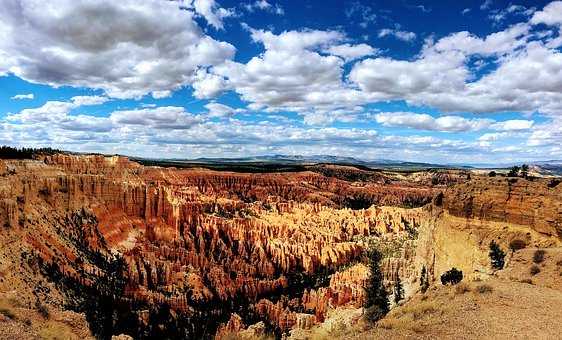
[0,0,561,164]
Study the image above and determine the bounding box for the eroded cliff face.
[0,155,559,339]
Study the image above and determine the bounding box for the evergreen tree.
[520,164,529,178]
[440,268,463,285]
[393,277,404,304]
[507,166,520,177]
[364,248,389,322]
[489,240,506,270]
[420,266,429,293]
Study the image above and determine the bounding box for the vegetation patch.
[441,268,463,285]
[530,265,541,276]
[489,240,506,270]
[533,249,546,264]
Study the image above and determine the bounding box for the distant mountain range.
[148,154,471,170]
[129,154,562,175]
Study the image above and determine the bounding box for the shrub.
[488,171,496,177]
[520,164,529,178]
[419,266,429,293]
[530,265,541,276]
[533,249,546,264]
[507,166,520,177]
[364,248,389,322]
[509,239,527,252]
[489,240,506,270]
[475,284,493,294]
[441,268,463,285]
[547,179,560,188]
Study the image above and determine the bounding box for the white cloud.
[490,119,534,131]
[351,15,562,116]
[489,4,535,23]
[324,43,378,61]
[189,0,235,30]
[110,106,202,130]
[242,0,284,15]
[0,0,235,99]
[205,102,244,118]
[374,112,493,132]
[192,68,230,99]
[378,28,417,42]
[8,96,108,123]
[531,1,562,26]
[151,91,172,99]
[374,112,536,133]
[431,23,530,56]
[212,28,372,114]
[349,51,467,100]
[10,93,34,100]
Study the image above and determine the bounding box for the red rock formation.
[0,155,559,339]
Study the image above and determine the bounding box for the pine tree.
[508,166,520,177]
[489,240,506,270]
[364,248,389,322]
[420,266,429,293]
[520,164,529,178]
[393,277,404,304]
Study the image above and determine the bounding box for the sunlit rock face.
[0,155,559,339]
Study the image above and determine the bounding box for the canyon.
[0,154,560,339]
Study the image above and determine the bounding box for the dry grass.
[38,320,81,340]
[376,300,442,333]
[455,282,471,294]
[392,300,442,320]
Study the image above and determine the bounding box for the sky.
[0,0,561,164]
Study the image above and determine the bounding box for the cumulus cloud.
[0,0,235,99]
[186,0,235,30]
[531,1,562,26]
[211,28,373,113]
[11,93,34,100]
[8,96,108,123]
[431,23,530,56]
[350,14,562,116]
